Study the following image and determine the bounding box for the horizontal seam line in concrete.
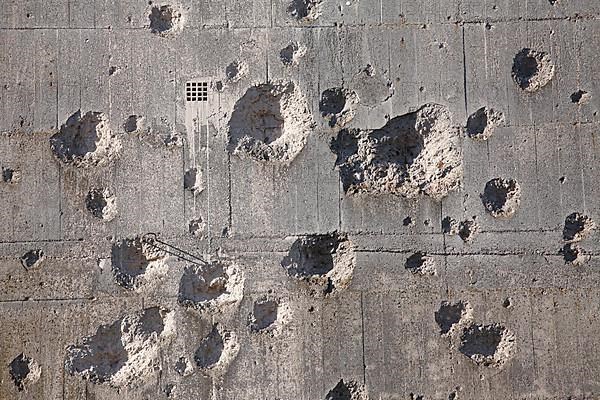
[2,15,600,31]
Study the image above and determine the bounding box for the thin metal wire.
[142,232,207,266]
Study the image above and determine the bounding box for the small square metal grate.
[186,81,208,102]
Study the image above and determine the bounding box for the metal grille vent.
[186,81,208,102]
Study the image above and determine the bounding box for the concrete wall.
[1,0,600,399]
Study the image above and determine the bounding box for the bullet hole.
[189,217,206,237]
[442,216,457,234]
[325,379,368,400]
[85,188,117,221]
[459,324,515,368]
[571,90,592,105]
[194,324,239,374]
[466,107,505,141]
[227,82,314,164]
[280,41,307,66]
[561,243,588,266]
[9,354,41,391]
[281,232,355,295]
[287,0,323,22]
[212,80,224,92]
[108,66,120,76]
[123,115,143,133]
[184,167,203,192]
[225,61,248,83]
[512,48,555,92]
[559,176,566,184]
[481,178,521,218]
[65,307,175,388]
[2,167,21,184]
[503,297,513,308]
[331,103,462,199]
[50,111,121,168]
[148,4,183,36]
[563,212,595,243]
[20,249,44,270]
[249,297,291,336]
[405,252,436,276]
[458,219,479,243]
[435,301,473,335]
[362,64,375,77]
[178,259,244,313]
[403,216,413,226]
[319,87,359,128]
[111,237,167,290]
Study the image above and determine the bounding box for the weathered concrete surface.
[1,1,600,399]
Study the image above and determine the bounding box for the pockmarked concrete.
[1,0,600,399]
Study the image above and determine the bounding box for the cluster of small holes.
[186,81,208,102]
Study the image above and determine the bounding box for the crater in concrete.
[458,219,479,243]
[124,115,144,133]
[325,379,369,400]
[466,107,505,141]
[9,353,41,391]
[249,297,291,335]
[405,252,436,276]
[65,307,174,388]
[571,90,592,104]
[330,103,462,199]
[561,243,588,266]
[194,324,239,375]
[86,188,117,221]
[280,41,307,66]
[21,249,44,270]
[50,111,121,168]
[281,232,355,295]
[435,301,473,335]
[563,212,595,243]
[178,259,244,312]
[2,167,21,184]
[184,167,203,193]
[287,0,323,22]
[459,324,515,368]
[111,237,168,290]
[320,87,359,128]
[149,4,183,36]
[512,48,555,92]
[228,81,314,164]
[481,178,521,218]
[225,61,248,83]
[189,217,206,237]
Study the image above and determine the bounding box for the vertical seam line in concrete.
[532,125,541,226]
[440,201,449,296]
[228,153,232,235]
[55,29,59,129]
[528,288,538,377]
[461,25,468,116]
[360,291,366,385]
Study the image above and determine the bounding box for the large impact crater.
[330,103,462,199]
[65,307,175,388]
[50,111,121,167]
[281,232,355,295]
[227,81,314,164]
